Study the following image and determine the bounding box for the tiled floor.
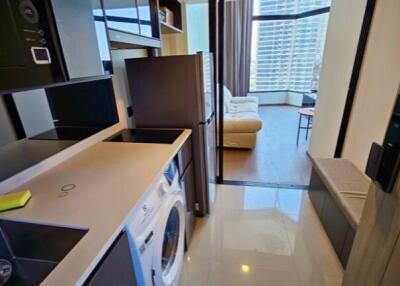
[224,106,312,186]
[179,184,343,286]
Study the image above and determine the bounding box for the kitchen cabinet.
[51,0,109,79]
[102,0,161,49]
[309,169,357,268]
[176,136,196,248]
[85,232,138,286]
[0,0,113,94]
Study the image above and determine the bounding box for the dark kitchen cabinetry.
[0,0,65,93]
[51,0,110,79]
[85,232,138,286]
[0,0,163,94]
[175,136,196,248]
[0,0,112,94]
[102,0,161,49]
[309,170,356,268]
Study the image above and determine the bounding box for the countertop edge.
[72,129,192,286]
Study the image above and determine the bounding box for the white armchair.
[223,86,262,149]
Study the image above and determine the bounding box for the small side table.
[296,107,314,145]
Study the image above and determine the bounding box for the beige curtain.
[224,0,254,97]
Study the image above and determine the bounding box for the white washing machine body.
[152,175,185,286]
[126,161,186,286]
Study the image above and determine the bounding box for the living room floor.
[179,184,343,286]
[223,105,312,186]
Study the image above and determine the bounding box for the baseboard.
[220,180,309,190]
[258,103,303,107]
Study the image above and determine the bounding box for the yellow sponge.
[0,190,31,212]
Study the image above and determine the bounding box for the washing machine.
[126,161,186,286]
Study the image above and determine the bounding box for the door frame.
[334,0,377,157]
[209,0,225,184]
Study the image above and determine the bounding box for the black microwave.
[0,0,112,94]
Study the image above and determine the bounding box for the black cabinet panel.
[181,162,195,212]
[309,170,327,215]
[308,168,357,268]
[0,0,65,93]
[320,194,350,255]
[177,137,193,178]
[341,227,356,268]
[85,232,137,286]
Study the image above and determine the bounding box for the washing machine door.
[153,194,185,286]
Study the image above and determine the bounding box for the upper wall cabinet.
[0,0,112,94]
[51,0,112,79]
[103,0,161,49]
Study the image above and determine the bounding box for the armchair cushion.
[223,86,262,149]
[230,96,259,105]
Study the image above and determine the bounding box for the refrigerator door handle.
[200,112,215,125]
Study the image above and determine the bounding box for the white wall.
[287,92,303,107]
[12,89,55,137]
[186,3,209,54]
[341,0,400,170]
[308,0,368,158]
[253,91,287,105]
[253,91,303,106]
[0,100,17,147]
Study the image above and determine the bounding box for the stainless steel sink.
[0,219,87,286]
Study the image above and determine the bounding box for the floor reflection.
[179,184,343,286]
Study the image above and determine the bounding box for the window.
[249,0,331,92]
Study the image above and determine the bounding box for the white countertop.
[0,129,192,286]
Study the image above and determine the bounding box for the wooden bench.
[309,158,370,268]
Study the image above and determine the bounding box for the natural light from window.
[249,0,331,93]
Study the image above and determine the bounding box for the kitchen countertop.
[0,129,192,286]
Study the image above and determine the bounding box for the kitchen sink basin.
[0,219,87,286]
[105,128,184,144]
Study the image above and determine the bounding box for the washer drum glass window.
[161,206,180,275]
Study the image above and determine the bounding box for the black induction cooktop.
[105,128,184,144]
[30,126,103,141]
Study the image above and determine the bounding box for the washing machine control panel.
[126,175,170,234]
[140,204,154,221]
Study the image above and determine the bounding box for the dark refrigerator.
[125,53,216,215]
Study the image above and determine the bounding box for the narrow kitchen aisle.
[180,185,343,286]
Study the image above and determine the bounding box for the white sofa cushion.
[224,133,257,149]
[230,96,259,105]
[224,111,263,133]
[223,85,259,105]
[227,101,258,113]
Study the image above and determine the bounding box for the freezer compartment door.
[206,115,217,208]
[191,115,217,215]
[199,52,215,122]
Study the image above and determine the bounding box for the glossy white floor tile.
[179,184,343,286]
